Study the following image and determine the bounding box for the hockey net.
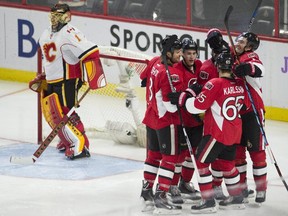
[37,46,153,147]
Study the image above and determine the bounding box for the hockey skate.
[66,147,90,160]
[56,141,66,152]
[218,195,245,210]
[255,191,266,204]
[168,185,184,206]
[242,188,255,203]
[153,186,181,215]
[178,179,201,203]
[140,180,155,212]
[213,186,227,201]
[191,199,217,214]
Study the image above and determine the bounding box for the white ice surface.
[0,80,288,216]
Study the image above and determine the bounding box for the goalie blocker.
[80,46,107,90]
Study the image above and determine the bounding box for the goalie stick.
[10,87,91,165]
[224,5,288,191]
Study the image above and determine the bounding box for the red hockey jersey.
[174,59,203,127]
[185,77,249,145]
[197,58,218,86]
[236,51,265,114]
[142,61,183,129]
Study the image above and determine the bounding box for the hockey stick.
[247,0,263,32]
[224,6,288,191]
[10,87,91,165]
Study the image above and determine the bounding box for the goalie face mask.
[49,4,71,32]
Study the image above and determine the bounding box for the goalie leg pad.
[41,93,86,156]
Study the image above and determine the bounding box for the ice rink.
[0,80,288,216]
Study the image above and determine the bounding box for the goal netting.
[37,46,153,147]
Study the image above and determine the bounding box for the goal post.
[36,46,153,147]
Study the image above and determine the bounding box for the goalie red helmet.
[236,32,260,51]
[161,35,182,55]
[182,38,198,52]
[49,4,71,32]
[216,52,233,71]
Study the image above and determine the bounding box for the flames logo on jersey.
[43,43,57,62]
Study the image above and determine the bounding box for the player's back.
[195,77,246,145]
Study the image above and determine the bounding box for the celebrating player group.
[139,28,267,215]
[25,2,270,215]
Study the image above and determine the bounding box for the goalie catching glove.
[178,82,202,107]
[29,73,47,93]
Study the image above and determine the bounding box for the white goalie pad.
[105,120,137,145]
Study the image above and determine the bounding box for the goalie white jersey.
[39,23,97,83]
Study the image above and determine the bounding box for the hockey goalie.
[29,3,106,159]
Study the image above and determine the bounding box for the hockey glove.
[178,88,195,107]
[141,78,147,87]
[206,32,223,50]
[179,83,202,107]
[234,62,254,77]
[29,73,47,93]
[189,82,203,95]
[168,92,181,105]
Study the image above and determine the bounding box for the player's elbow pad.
[185,98,204,114]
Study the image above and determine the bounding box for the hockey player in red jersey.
[197,29,229,201]
[170,37,202,203]
[29,4,104,159]
[140,35,184,215]
[233,32,267,203]
[198,29,229,86]
[203,28,255,201]
[178,52,250,213]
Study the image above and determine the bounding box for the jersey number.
[222,96,244,121]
